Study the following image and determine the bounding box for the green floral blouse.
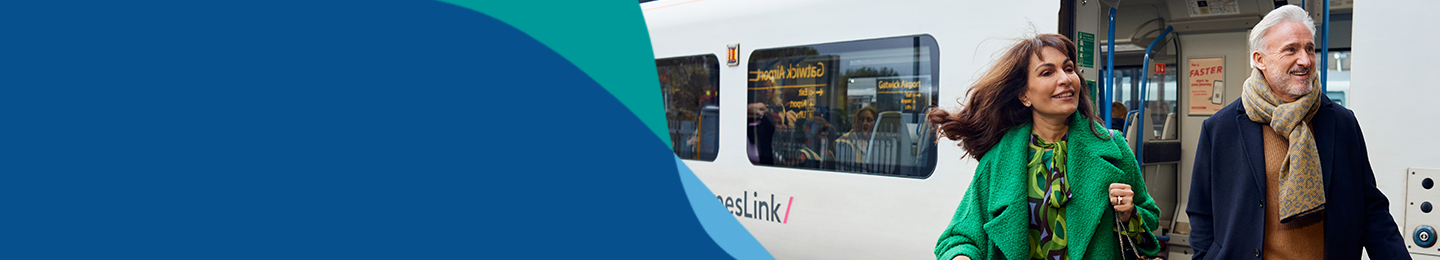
[1025,133,1149,260]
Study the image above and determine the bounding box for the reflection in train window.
[745,35,939,178]
[657,54,719,161]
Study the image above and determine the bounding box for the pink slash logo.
[783,196,793,224]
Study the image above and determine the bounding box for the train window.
[745,35,939,178]
[657,54,720,161]
[1324,50,1350,107]
[1109,65,1177,139]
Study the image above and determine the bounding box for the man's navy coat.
[1187,96,1410,259]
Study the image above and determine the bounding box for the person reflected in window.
[787,114,834,169]
[929,34,1161,260]
[836,106,876,166]
[747,73,783,163]
[747,102,776,165]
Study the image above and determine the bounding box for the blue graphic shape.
[1,0,733,259]
[677,157,778,260]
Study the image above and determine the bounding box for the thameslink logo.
[717,191,792,224]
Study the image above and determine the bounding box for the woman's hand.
[1109,183,1136,221]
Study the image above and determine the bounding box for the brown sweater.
[1261,126,1326,259]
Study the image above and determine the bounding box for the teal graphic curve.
[677,156,777,260]
[441,1,777,259]
[438,0,670,148]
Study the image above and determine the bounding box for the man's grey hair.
[1248,5,1316,67]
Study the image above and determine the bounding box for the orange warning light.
[726,44,739,66]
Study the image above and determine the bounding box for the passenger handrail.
[1136,26,1173,163]
[1103,7,1116,129]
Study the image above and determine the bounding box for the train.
[641,0,1439,259]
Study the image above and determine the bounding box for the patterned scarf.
[1240,68,1325,222]
[1028,134,1070,208]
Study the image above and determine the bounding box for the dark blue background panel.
[0,1,732,259]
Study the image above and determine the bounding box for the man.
[747,102,776,165]
[1187,5,1410,259]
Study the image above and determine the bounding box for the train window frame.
[657,54,721,161]
[744,34,940,179]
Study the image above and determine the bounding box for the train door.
[1068,0,1355,259]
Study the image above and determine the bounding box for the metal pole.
[1320,0,1330,93]
[1137,26,1173,163]
[1104,7,1116,129]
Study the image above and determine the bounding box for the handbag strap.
[1114,211,1145,260]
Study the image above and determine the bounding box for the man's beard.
[1265,65,1314,97]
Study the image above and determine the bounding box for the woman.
[929,34,1161,260]
[836,106,877,165]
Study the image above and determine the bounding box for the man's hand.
[747,103,767,119]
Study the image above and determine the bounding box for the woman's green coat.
[935,115,1161,260]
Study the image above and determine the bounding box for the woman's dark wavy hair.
[927,33,1108,160]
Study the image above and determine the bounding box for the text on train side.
[717,191,792,224]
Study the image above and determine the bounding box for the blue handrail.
[1121,111,1138,137]
[1103,7,1116,129]
[1135,26,1173,164]
[1320,0,1330,93]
